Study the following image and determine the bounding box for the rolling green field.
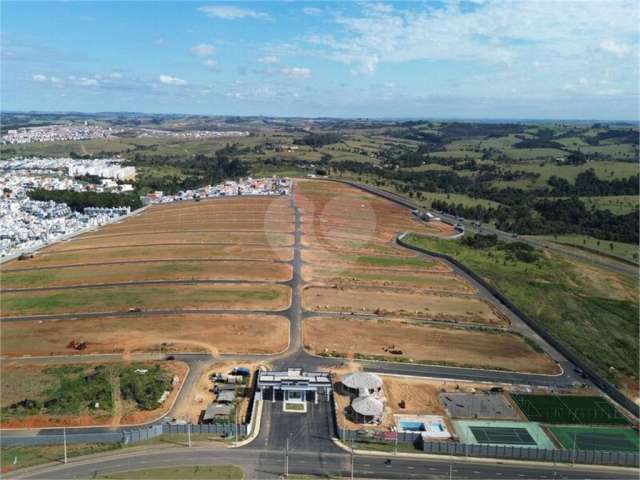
[403,234,639,395]
[511,394,629,425]
[529,234,638,264]
[1,443,121,473]
[580,195,639,215]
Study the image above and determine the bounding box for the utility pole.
[235,404,239,444]
[284,437,289,478]
[350,435,354,480]
[394,431,398,456]
[63,426,68,464]
[187,421,191,448]
[449,461,453,480]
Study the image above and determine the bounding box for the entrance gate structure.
[257,368,332,405]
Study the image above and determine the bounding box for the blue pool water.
[400,421,425,431]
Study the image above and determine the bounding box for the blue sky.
[2,1,639,120]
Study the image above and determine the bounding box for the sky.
[2,1,639,120]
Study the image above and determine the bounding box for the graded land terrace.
[296,180,556,373]
[304,317,558,374]
[1,314,289,357]
[1,283,291,316]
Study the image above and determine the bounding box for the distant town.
[0,156,289,259]
[2,122,250,144]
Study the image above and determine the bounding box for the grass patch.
[99,465,244,479]
[1,363,172,419]
[403,234,639,389]
[355,255,434,268]
[1,285,285,315]
[1,443,121,473]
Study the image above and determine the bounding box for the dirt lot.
[2,261,292,288]
[4,245,292,269]
[2,283,291,316]
[0,361,188,429]
[296,179,430,243]
[303,286,504,324]
[303,317,558,374]
[1,314,290,356]
[46,231,294,250]
[303,265,473,293]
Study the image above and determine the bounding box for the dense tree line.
[28,189,142,211]
[293,133,342,147]
[548,169,639,196]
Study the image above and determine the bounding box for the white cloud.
[198,5,269,20]
[109,72,123,79]
[599,39,631,58]
[257,55,279,64]
[191,43,216,56]
[50,76,63,85]
[281,67,312,79]
[203,59,218,71]
[302,7,322,15]
[32,74,48,82]
[159,74,187,86]
[77,77,99,87]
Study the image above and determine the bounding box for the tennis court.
[470,426,536,445]
[453,420,556,449]
[511,394,629,425]
[549,426,640,452]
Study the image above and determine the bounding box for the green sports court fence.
[511,394,629,425]
[548,426,640,452]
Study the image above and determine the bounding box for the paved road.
[8,445,638,479]
[339,179,637,278]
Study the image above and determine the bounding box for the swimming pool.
[399,420,426,431]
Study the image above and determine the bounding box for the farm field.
[1,314,289,357]
[2,261,292,288]
[304,317,558,374]
[0,361,187,428]
[511,394,629,425]
[1,283,291,316]
[548,426,639,452]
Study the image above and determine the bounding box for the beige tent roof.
[342,372,382,391]
[352,395,384,417]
